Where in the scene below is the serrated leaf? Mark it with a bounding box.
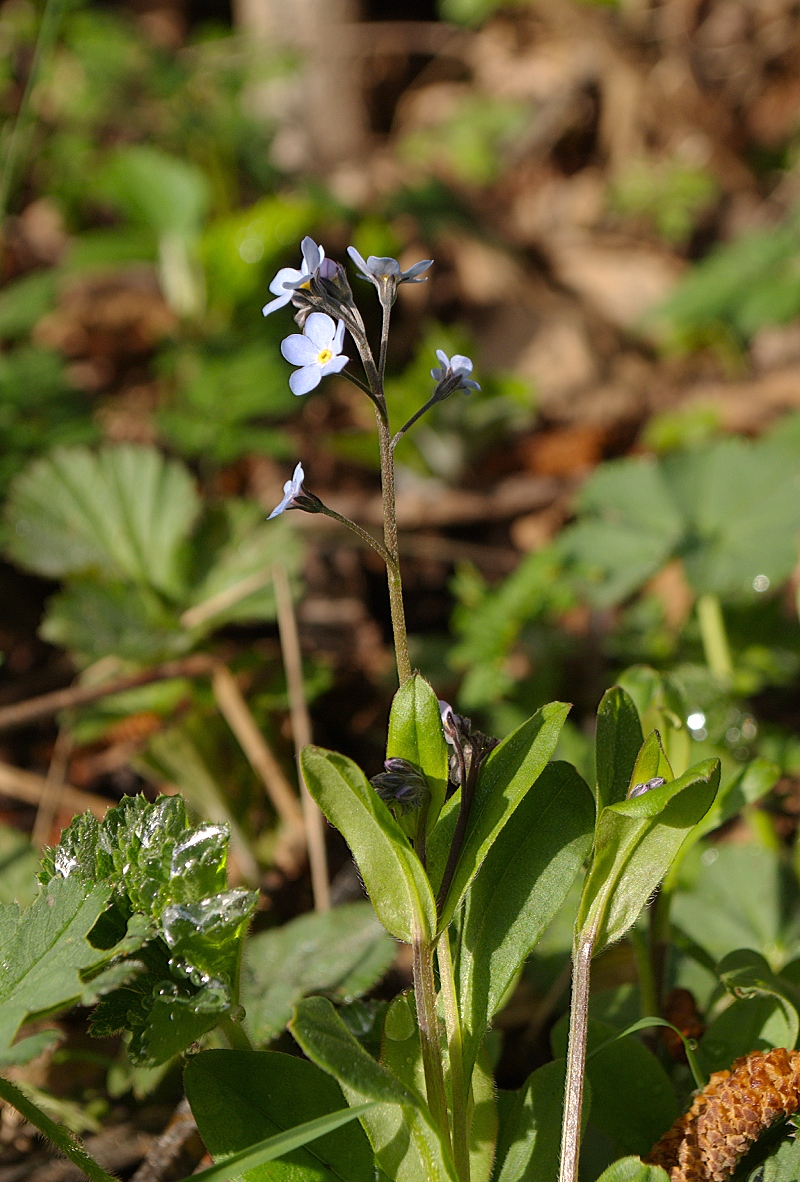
[300,747,437,944]
[185,1049,376,1182]
[578,759,720,950]
[595,688,644,813]
[41,580,190,665]
[4,444,200,598]
[42,795,256,1066]
[241,903,395,1045]
[386,674,449,836]
[291,996,456,1182]
[457,761,594,1085]
[433,703,570,931]
[0,876,110,1062]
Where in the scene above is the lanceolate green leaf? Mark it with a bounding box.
[595,688,643,812]
[301,747,437,943]
[184,1049,376,1182]
[435,702,570,931]
[291,997,456,1182]
[0,876,111,1062]
[457,762,594,1083]
[387,675,449,835]
[628,732,673,793]
[578,759,720,951]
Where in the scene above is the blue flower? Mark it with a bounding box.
[431,350,480,394]
[347,247,433,286]
[262,236,325,317]
[280,313,348,395]
[268,462,307,519]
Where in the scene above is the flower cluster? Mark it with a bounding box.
[261,233,479,523]
[371,758,430,816]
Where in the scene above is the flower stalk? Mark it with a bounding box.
[559,928,595,1182]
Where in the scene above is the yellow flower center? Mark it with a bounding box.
[317,348,333,364]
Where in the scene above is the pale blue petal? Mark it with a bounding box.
[270,266,303,296]
[289,461,305,491]
[301,237,323,272]
[333,319,346,353]
[290,365,322,395]
[347,246,371,278]
[282,335,319,365]
[320,354,349,377]
[463,379,480,392]
[304,312,336,350]
[268,499,288,520]
[450,354,473,375]
[431,367,445,381]
[262,292,291,316]
[401,259,433,280]
[367,256,401,277]
[436,349,450,367]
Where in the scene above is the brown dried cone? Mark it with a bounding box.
[645,1048,800,1181]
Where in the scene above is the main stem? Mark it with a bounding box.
[376,408,411,684]
[558,930,594,1182]
[413,935,452,1156]
[438,931,470,1182]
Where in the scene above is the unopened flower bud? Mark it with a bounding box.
[371,758,430,815]
[628,776,667,799]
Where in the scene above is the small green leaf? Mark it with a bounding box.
[434,702,570,930]
[693,758,779,842]
[628,732,673,794]
[386,674,449,835]
[594,1159,670,1182]
[0,877,110,1061]
[552,1018,678,1157]
[301,747,437,944]
[4,445,200,598]
[761,1131,800,1181]
[494,1059,589,1182]
[185,1049,376,1182]
[241,903,395,1045]
[458,761,594,1083]
[578,759,720,950]
[595,687,644,812]
[698,950,800,1073]
[291,996,456,1182]
[41,581,189,666]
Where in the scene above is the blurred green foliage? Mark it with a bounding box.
[609,159,718,246]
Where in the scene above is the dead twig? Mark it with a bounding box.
[130,1097,202,1182]
[0,655,216,735]
[273,564,330,913]
[0,760,108,819]
[31,727,73,851]
[211,662,306,841]
[179,569,274,632]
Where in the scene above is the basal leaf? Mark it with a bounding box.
[291,997,456,1182]
[301,747,437,944]
[457,761,594,1083]
[0,876,110,1062]
[595,688,644,813]
[185,1049,376,1182]
[435,702,570,931]
[578,759,720,951]
[242,903,395,1045]
[386,675,449,836]
[4,444,200,598]
[41,580,190,666]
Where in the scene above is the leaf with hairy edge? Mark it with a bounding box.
[578,759,720,951]
[594,1160,669,1182]
[301,748,437,944]
[458,762,594,1085]
[291,997,456,1182]
[185,1049,376,1182]
[434,702,570,931]
[4,444,200,598]
[0,877,111,1063]
[386,675,449,836]
[595,688,643,813]
[241,903,395,1046]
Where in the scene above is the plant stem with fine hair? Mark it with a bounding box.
[413,934,452,1156]
[559,929,595,1182]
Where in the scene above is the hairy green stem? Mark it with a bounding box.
[558,930,594,1182]
[220,1013,254,1051]
[376,409,411,684]
[697,593,733,681]
[437,930,470,1182]
[317,505,393,566]
[413,936,452,1156]
[0,1075,118,1182]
